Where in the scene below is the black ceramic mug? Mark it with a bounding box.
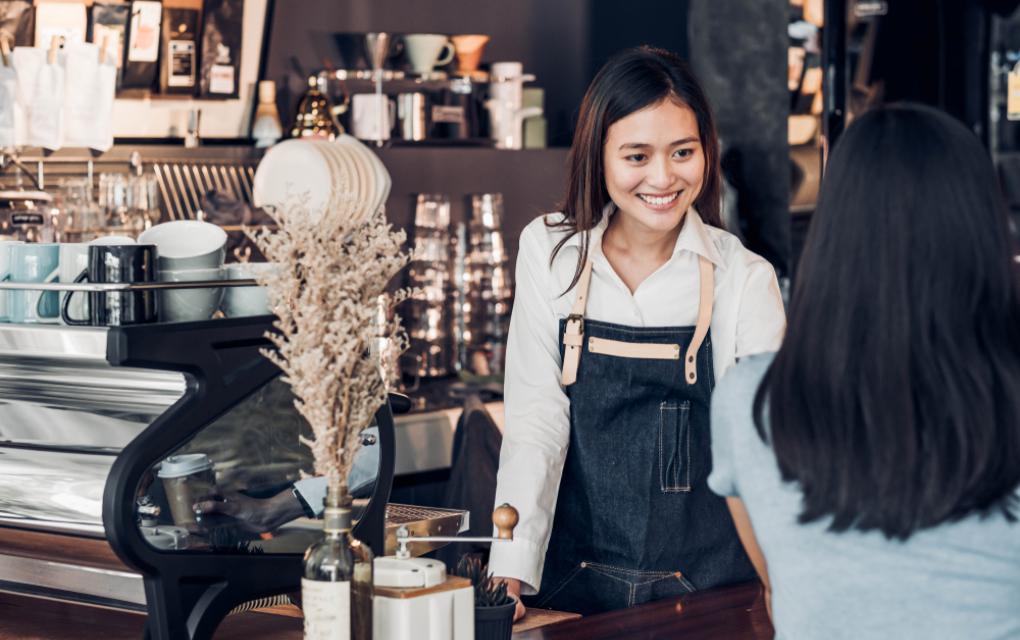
[61,244,159,326]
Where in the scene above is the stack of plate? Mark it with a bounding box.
[252,135,392,225]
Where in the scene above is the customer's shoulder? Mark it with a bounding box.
[716,352,775,406]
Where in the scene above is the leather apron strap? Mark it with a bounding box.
[560,259,593,386]
[560,256,715,386]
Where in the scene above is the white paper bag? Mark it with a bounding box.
[62,42,115,151]
[14,46,64,150]
[0,62,16,148]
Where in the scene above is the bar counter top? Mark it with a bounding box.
[0,580,772,639]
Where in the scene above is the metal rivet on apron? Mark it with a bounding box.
[689,372,695,380]
[688,355,694,363]
[580,561,587,568]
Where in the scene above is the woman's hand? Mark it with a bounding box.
[496,577,526,622]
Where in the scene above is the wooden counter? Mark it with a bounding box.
[516,581,773,639]
[0,581,771,639]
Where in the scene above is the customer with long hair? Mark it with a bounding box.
[710,103,1020,638]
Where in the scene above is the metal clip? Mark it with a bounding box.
[565,313,584,335]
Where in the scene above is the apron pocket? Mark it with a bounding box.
[659,400,692,492]
[535,561,698,613]
[585,562,697,608]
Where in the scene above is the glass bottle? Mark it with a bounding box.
[302,490,373,640]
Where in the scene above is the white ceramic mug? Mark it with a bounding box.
[159,267,224,323]
[0,241,25,322]
[351,93,396,142]
[402,34,455,74]
[138,220,226,271]
[222,262,277,317]
[58,243,91,324]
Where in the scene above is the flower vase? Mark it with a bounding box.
[301,487,374,640]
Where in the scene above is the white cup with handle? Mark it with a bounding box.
[0,241,25,322]
[402,34,455,75]
[58,243,91,324]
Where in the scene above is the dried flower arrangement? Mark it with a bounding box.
[248,200,411,499]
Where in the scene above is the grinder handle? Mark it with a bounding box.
[493,503,519,540]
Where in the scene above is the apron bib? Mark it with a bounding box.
[531,257,755,615]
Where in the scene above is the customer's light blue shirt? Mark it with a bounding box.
[709,353,1020,640]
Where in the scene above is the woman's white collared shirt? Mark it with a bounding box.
[489,208,786,595]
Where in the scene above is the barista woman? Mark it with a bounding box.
[489,47,786,618]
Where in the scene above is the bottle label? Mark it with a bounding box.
[302,578,351,640]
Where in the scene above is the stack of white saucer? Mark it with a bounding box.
[251,134,392,225]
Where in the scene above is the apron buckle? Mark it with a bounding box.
[565,313,585,335]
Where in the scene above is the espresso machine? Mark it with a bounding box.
[0,316,468,640]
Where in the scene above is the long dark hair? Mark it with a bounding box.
[754,103,1020,539]
[550,46,724,291]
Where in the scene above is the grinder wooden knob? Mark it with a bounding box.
[493,503,519,540]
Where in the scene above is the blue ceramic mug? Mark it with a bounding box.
[8,243,60,324]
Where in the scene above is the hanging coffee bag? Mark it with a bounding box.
[89,3,131,88]
[121,0,162,90]
[198,0,242,98]
[160,7,199,94]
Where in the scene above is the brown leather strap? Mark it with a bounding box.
[588,336,680,360]
[559,256,714,387]
[683,257,714,385]
[560,259,593,386]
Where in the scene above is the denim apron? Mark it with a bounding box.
[531,257,755,616]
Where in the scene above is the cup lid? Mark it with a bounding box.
[157,453,213,478]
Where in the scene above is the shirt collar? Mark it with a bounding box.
[562,204,725,269]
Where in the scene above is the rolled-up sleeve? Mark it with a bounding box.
[488,222,571,596]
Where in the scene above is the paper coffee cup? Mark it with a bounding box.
[157,453,215,528]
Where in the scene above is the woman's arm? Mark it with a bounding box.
[726,497,772,619]
[734,259,786,359]
[489,221,572,603]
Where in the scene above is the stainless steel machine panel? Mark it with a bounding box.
[0,448,113,537]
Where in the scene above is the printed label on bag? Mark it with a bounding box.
[209,64,235,95]
[168,40,195,87]
[301,578,351,640]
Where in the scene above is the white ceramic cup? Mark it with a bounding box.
[159,267,224,323]
[222,262,277,317]
[138,220,226,271]
[58,243,91,324]
[402,34,455,74]
[351,93,396,142]
[0,241,25,322]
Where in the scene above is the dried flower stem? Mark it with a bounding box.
[248,197,411,498]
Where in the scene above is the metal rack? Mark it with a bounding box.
[0,145,262,223]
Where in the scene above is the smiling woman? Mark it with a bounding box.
[489,46,786,620]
